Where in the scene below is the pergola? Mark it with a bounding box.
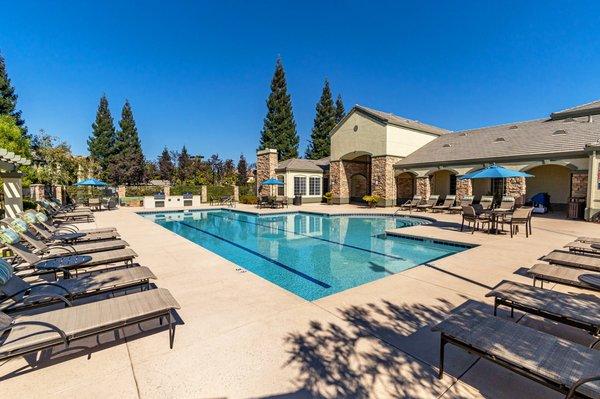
[0,148,31,218]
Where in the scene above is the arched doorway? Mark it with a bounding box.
[525,164,573,210]
[428,170,457,197]
[396,172,415,203]
[350,174,368,201]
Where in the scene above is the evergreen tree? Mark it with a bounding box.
[177,145,192,181]
[236,153,248,186]
[157,147,174,181]
[335,94,345,124]
[305,79,336,159]
[0,53,27,135]
[88,95,116,175]
[107,100,145,184]
[258,58,299,160]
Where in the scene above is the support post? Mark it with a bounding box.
[2,172,23,218]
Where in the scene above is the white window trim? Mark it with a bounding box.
[308,175,322,196]
[294,175,307,196]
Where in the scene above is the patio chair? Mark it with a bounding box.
[485,280,600,335]
[220,195,235,207]
[397,195,423,213]
[37,201,94,223]
[565,241,600,255]
[502,206,533,237]
[432,195,456,213]
[257,196,271,209]
[1,220,128,256]
[44,198,91,213]
[478,195,494,212]
[432,304,600,398]
[460,206,491,234]
[415,195,439,212]
[0,262,156,312]
[528,263,600,290]
[497,196,516,211]
[274,196,288,209]
[448,195,473,214]
[20,212,119,243]
[541,250,600,272]
[0,288,180,367]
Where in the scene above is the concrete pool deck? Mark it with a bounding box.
[2,203,600,398]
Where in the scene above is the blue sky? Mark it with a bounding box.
[3,1,600,163]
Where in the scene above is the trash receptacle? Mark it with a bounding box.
[293,195,302,206]
[567,197,585,219]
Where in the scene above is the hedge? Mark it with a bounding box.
[207,185,233,199]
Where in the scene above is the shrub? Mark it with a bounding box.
[23,198,37,210]
[362,195,381,208]
[238,183,255,197]
[207,185,233,200]
[125,185,163,196]
[239,194,258,205]
[171,184,202,195]
[323,192,333,204]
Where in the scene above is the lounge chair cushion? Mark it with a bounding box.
[0,260,13,285]
[21,212,38,224]
[432,305,600,398]
[9,219,28,233]
[0,228,19,244]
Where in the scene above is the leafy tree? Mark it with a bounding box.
[207,154,223,185]
[335,94,345,124]
[0,53,27,136]
[157,147,174,181]
[258,58,299,160]
[0,115,30,157]
[88,95,116,176]
[107,100,145,185]
[28,129,77,185]
[144,161,159,180]
[222,159,236,185]
[306,79,336,159]
[236,153,248,186]
[177,145,192,181]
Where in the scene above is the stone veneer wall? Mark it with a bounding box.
[256,149,278,196]
[505,177,526,205]
[571,173,588,198]
[371,156,402,206]
[395,173,415,200]
[415,177,431,199]
[455,178,472,201]
[330,160,370,204]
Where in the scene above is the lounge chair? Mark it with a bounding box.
[542,250,600,272]
[565,241,600,255]
[1,221,128,256]
[432,305,600,398]
[432,195,456,213]
[0,288,180,366]
[21,212,118,243]
[36,211,116,236]
[397,195,423,213]
[486,280,600,335]
[478,195,494,212]
[415,195,439,212]
[257,196,271,209]
[1,264,156,312]
[448,195,473,214]
[37,201,93,222]
[502,206,533,237]
[578,237,600,245]
[527,263,600,290]
[497,195,516,211]
[460,205,491,234]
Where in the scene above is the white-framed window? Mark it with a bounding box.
[294,176,306,196]
[277,175,285,196]
[309,176,321,196]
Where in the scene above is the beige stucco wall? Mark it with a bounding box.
[331,112,387,160]
[429,170,453,196]
[525,165,571,204]
[386,125,440,158]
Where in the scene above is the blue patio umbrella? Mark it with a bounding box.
[262,178,284,185]
[73,178,108,187]
[458,164,533,180]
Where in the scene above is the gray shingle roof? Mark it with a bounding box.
[353,105,449,136]
[275,158,325,173]
[551,100,600,120]
[395,116,600,168]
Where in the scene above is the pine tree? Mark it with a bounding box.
[236,153,248,186]
[88,95,116,175]
[157,147,174,181]
[305,79,336,159]
[258,58,299,160]
[335,94,345,124]
[107,100,145,184]
[177,145,192,182]
[0,53,27,136]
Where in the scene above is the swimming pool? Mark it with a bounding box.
[141,210,468,300]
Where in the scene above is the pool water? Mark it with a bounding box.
[142,210,467,300]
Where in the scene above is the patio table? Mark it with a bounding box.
[35,254,92,279]
[490,209,512,234]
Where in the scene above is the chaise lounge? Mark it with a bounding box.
[432,195,456,213]
[415,195,439,212]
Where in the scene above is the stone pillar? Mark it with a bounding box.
[30,183,45,201]
[233,185,239,202]
[571,172,588,198]
[256,149,278,196]
[3,172,23,218]
[117,185,127,198]
[456,178,472,201]
[415,177,431,199]
[371,156,402,206]
[52,185,66,204]
[505,177,526,205]
[201,185,208,203]
[330,160,348,204]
